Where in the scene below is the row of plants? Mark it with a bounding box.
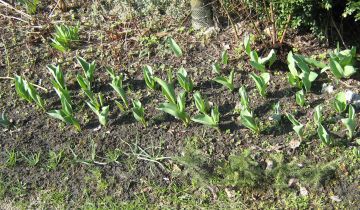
[2,35,358,147]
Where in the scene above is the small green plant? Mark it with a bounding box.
[329,46,357,79]
[221,50,229,65]
[286,113,304,140]
[219,149,262,188]
[317,123,332,146]
[157,91,190,126]
[143,65,157,90]
[177,68,193,93]
[244,34,276,72]
[191,106,220,129]
[20,152,41,167]
[249,72,270,97]
[106,148,122,164]
[48,93,81,131]
[295,90,305,107]
[47,150,64,171]
[154,77,176,104]
[51,24,80,52]
[132,100,146,127]
[0,111,10,128]
[107,67,129,111]
[271,102,282,123]
[287,52,318,92]
[238,86,250,112]
[47,65,71,104]
[167,37,183,57]
[6,149,17,167]
[77,57,96,84]
[240,109,260,134]
[88,104,110,127]
[341,105,356,139]
[313,105,323,125]
[14,75,45,110]
[193,91,210,114]
[213,69,235,92]
[18,0,39,14]
[333,92,347,113]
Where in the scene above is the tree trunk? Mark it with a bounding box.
[191,0,214,30]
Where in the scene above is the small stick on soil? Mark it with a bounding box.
[0,76,48,92]
[280,14,292,45]
[269,3,277,46]
[219,0,240,41]
[0,0,32,19]
[0,13,28,22]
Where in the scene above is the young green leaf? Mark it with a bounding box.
[243,35,251,55]
[341,105,356,139]
[313,105,323,125]
[192,106,220,128]
[334,92,347,113]
[239,86,250,111]
[143,65,156,90]
[193,91,210,114]
[286,113,304,140]
[77,57,96,83]
[167,37,183,57]
[221,50,229,65]
[177,68,193,93]
[295,90,305,107]
[249,72,270,97]
[240,109,259,134]
[212,62,221,74]
[213,69,235,92]
[154,77,176,104]
[132,100,146,127]
[317,123,332,146]
[0,111,10,128]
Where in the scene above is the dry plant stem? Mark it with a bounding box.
[280,14,292,44]
[0,77,48,92]
[330,15,347,48]
[0,0,32,19]
[0,13,28,22]
[242,4,266,45]
[269,3,277,46]
[219,0,240,41]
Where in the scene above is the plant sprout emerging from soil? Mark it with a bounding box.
[270,102,282,123]
[193,91,210,114]
[167,37,183,57]
[249,72,270,97]
[154,77,176,104]
[333,91,347,113]
[51,24,80,52]
[177,67,193,93]
[0,111,10,128]
[313,105,323,125]
[132,100,146,127]
[143,65,156,90]
[77,57,96,84]
[329,46,357,79]
[47,65,72,105]
[239,86,250,111]
[240,109,260,134]
[317,123,332,146]
[107,67,129,111]
[286,113,304,140]
[18,0,39,15]
[6,149,17,167]
[20,152,41,167]
[212,49,230,74]
[295,90,305,107]
[47,150,64,171]
[341,105,356,139]
[14,75,45,110]
[157,91,190,126]
[192,106,220,129]
[287,52,318,92]
[213,69,235,92]
[244,34,276,72]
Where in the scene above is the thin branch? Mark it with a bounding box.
[269,3,277,46]
[0,13,28,22]
[280,14,292,44]
[0,0,32,19]
[0,77,48,92]
[219,0,240,41]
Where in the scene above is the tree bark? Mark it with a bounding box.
[190,0,214,30]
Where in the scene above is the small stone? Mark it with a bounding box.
[330,195,342,202]
[288,178,298,187]
[289,139,301,149]
[321,83,334,94]
[299,186,308,196]
[225,188,235,199]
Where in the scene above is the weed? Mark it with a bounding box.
[47,150,64,171]
[213,69,235,92]
[105,148,122,164]
[6,149,17,167]
[177,68,193,93]
[20,152,41,167]
[18,0,39,14]
[51,24,80,52]
[14,75,45,110]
